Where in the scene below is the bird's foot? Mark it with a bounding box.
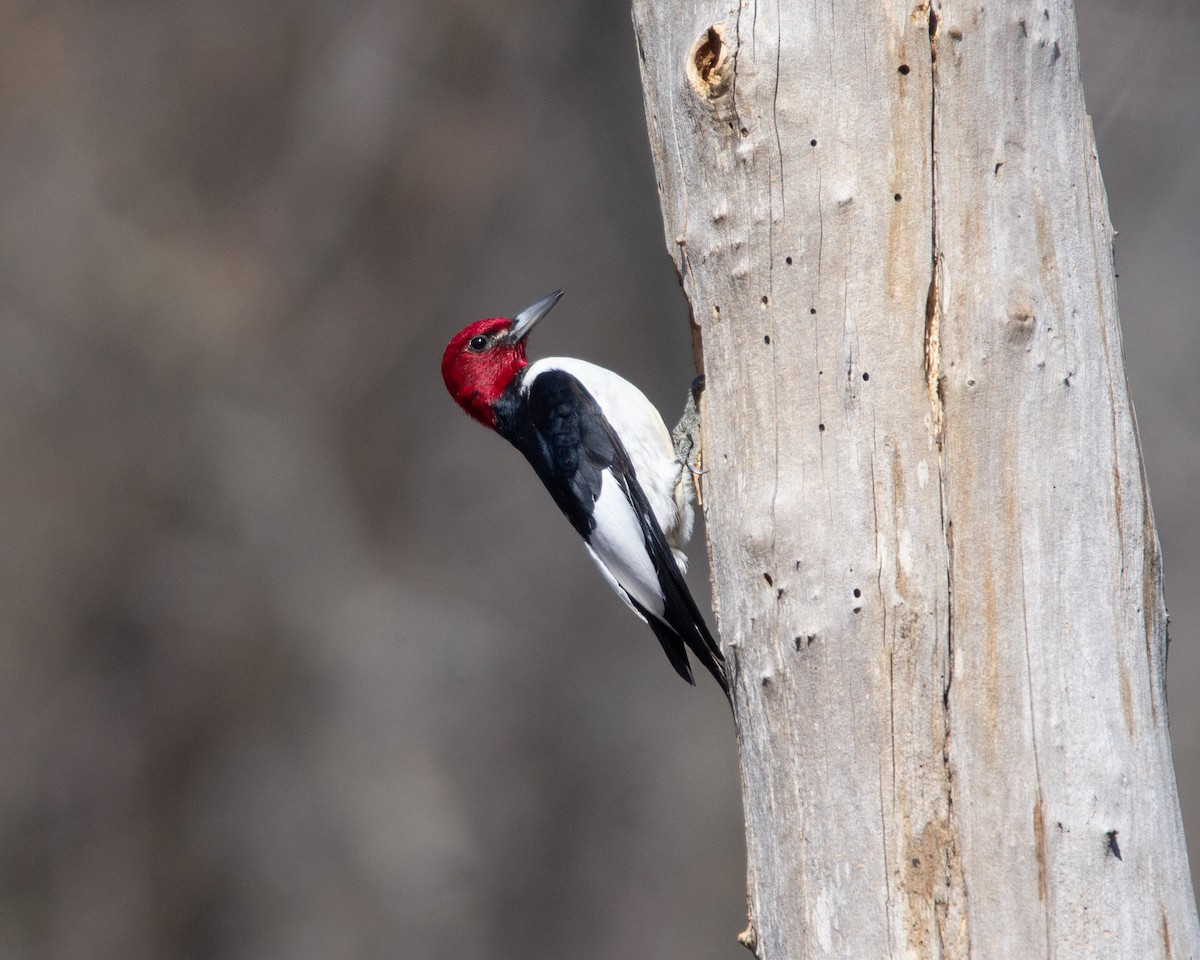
[671,376,706,499]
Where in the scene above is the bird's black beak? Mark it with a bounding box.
[508,289,563,343]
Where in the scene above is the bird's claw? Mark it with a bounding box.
[671,375,704,461]
[672,375,706,501]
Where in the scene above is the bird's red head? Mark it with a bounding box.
[441,290,563,428]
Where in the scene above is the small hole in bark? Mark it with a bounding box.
[852,605,862,614]
[740,126,749,135]
[898,64,911,75]
[810,307,817,315]
[810,139,817,147]
[862,371,870,381]
[853,588,861,598]
[763,335,771,344]
[1105,830,1122,860]
[818,423,825,432]
[950,28,963,40]
[894,193,902,201]
[785,256,793,265]
[761,295,769,305]
[762,572,773,587]
[776,588,784,600]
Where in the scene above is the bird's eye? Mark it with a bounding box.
[467,335,490,353]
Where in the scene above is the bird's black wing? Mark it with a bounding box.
[497,368,613,541]
[501,368,728,698]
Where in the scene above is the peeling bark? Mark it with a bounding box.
[632,0,1200,956]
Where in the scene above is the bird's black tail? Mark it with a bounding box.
[655,572,732,705]
[633,596,730,707]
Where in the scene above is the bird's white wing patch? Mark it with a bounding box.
[585,470,666,619]
[583,544,645,622]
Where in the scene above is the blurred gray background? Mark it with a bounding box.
[0,1,1195,958]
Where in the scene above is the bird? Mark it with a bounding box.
[441,289,729,700]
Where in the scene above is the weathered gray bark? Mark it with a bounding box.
[632,0,1200,956]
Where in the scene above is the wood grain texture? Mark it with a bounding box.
[632,0,1200,956]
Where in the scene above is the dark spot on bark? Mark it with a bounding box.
[1008,310,1035,342]
[862,371,870,381]
[853,588,862,598]
[1052,41,1061,63]
[912,857,920,868]
[1106,830,1122,860]
[761,674,771,687]
[794,634,816,650]
[818,423,825,432]
[810,307,817,315]
[761,295,769,305]
[852,605,862,614]
[1019,19,1028,37]
[763,335,771,344]
[898,64,910,75]
[810,138,817,147]
[995,161,1004,174]
[776,588,784,600]
[762,572,773,587]
[949,28,963,40]
[1043,8,1050,19]
[894,193,902,201]
[1064,372,1073,387]
[785,256,793,265]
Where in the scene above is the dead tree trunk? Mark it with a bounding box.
[632,0,1200,956]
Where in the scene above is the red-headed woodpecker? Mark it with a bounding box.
[441,290,729,699]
